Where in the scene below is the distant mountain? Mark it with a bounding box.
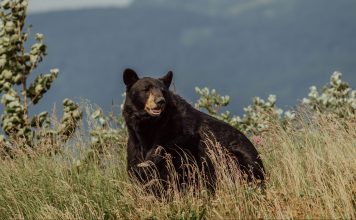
[26,0,356,115]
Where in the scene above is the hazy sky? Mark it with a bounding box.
[28,0,133,13]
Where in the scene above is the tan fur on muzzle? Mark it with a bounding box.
[144,88,165,117]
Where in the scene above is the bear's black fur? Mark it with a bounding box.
[122,68,265,191]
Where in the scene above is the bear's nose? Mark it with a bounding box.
[155,97,166,106]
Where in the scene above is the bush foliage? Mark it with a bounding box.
[196,71,355,135]
[0,0,82,152]
[302,71,356,118]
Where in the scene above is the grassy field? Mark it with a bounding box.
[0,113,355,219]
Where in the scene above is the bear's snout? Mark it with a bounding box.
[155,97,166,107]
[144,89,166,117]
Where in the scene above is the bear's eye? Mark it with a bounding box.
[142,86,150,92]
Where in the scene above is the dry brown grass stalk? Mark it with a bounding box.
[0,111,355,219]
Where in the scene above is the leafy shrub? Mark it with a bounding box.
[0,0,82,151]
[302,71,356,118]
[234,95,291,135]
[89,93,126,149]
[194,87,238,126]
[195,87,295,135]
[196,71,354,135]
[90,107,125,148]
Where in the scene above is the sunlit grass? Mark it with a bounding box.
[0,113,355,219]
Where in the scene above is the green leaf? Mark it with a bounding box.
[4,21,15,32]
[2,69,13,80]
[35,33,44,42]
[1,0,11,10]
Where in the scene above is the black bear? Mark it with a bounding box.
[122,68,265,191]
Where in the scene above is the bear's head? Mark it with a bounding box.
[123,68,173,117]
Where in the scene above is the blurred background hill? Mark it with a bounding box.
[26,0,356,114]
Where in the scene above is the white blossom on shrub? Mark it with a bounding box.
[302,71,356,118]
[195,87,230,116]
[195,87,287,135]
[235,94,284,135]
[195,71,355,136]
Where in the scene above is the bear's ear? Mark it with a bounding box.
[123,68,139,87]
[160,71,173,88]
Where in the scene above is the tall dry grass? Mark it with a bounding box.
[0,112,355,219]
